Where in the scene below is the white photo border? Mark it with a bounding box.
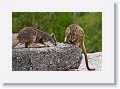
[0,0,114,83]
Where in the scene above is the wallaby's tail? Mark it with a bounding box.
[81,42,95,71]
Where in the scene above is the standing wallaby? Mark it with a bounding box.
[12,27,57,48]
[64,24,95,71]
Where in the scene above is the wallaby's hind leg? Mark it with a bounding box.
[26,36,37,48]
[27,42,34,48]
[42,42,49,47]
[26,36,45,48]
[27,42,46,48]
[12,39,20,48]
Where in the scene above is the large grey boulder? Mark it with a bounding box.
[12,44,82,71]
[13,33,82,71]
[12,34,102,71]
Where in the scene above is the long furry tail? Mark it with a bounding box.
[81,42,95,71]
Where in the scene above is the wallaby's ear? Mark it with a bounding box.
[50,33,57,46]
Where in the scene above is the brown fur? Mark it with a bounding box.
[64,24,95,71]
[12,27,57,48]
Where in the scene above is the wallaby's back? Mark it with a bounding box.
[17,27,37,43]
[12,27,57,48]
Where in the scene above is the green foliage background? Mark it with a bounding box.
[12,12,102,52]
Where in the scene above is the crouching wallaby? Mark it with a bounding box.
[12,27,57,48]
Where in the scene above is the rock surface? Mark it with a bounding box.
[12,44,82,71]
[12,34,102,71]
[13,33,82,71]
[76,52,102,71]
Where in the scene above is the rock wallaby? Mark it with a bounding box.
[64,24,95,71]
[12,27,57,48]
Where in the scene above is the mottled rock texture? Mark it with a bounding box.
[74,52,102,71]
[12,44,82,71]
[12,34,82,71]
[12,34,102,71]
